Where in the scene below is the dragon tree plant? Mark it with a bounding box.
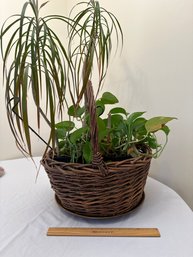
[0,0,123,157]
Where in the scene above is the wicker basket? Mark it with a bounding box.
[41,81,152,218]
[42,153,151,218]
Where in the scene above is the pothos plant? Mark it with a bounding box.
[0,0,176,163]
[55,92,175,163]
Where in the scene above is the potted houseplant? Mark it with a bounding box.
[0,0,176,218]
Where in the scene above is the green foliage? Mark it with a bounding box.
[109,107,127,115]
[0,0,122,157]
[68,105,85,118]
[70,127,88,144]
[100,92,119,105]
[55,92,176,163]
[55,121,75,131]
[145,117,176,133]
[1,1,175,163]
[83,141,92,164]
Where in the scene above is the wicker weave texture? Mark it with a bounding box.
[41,152,151,218]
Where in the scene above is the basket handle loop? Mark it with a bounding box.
[85,80,108,176]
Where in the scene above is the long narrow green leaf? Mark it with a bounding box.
[22,65,32,155]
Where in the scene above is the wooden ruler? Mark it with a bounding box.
[47,227,160,237]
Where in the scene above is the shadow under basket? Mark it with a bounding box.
[41,151,152,218]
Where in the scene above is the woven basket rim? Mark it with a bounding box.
[43,145,152,165]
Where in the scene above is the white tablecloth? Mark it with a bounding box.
[0,157,193,257]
